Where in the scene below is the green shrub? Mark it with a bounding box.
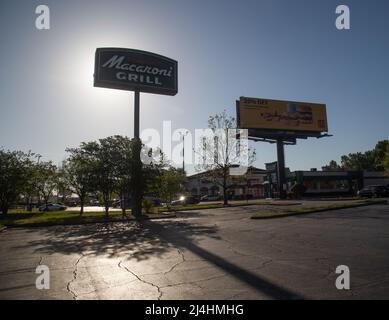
[290,184,307,199]
[142,198,154,214]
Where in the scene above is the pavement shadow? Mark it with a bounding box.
[16,217,303,299]
[15,220,221,261]
[141,219,304,300]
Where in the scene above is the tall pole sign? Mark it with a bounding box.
[94,48,178,216]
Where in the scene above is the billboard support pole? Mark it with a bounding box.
[276,139,287,200]
[131,90,142,218]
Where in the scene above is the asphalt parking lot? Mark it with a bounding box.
[1,203,389,300]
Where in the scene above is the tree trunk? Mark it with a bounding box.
[80,199,84,216]
[223,174,228,205]
[121,193,126,216]
[223,188,228,205]
[1,204,9,215]
[27,197,33,212]
[121,205,126,217]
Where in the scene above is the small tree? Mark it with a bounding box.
[63,149,95,215]
[74,140,115,216]
[196,111,255,205]
[74,136,135,217]
[155,167,187,210]
[381,145,389,177]
[21,156,40,211]
[36,161,58,205]
[0,149,34,214]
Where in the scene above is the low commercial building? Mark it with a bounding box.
[189,165,388,199]
[263,162,389,198]
[187,167,268,200]
[287,170,389,197]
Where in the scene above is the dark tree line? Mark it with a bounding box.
[322,140,389,172]
[0,135,186,215]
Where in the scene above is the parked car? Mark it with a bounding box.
[112,196,162,209]
[66,201,78,207]
[39,203,67,212]
[89,199,100,206]
[171,195,200,206]
[358,185,389,198]
[200,195,222,202]
[145,196,162,207]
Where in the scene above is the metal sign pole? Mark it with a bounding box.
[134,90,140,138]
[94,48,178,217]
[131,90,142,217]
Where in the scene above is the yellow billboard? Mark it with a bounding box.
[239,97,328,133]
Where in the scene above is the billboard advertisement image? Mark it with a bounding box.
[239,97,328,133]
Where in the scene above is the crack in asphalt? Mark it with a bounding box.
[221,236,273,261]
[315,257,333,282]
[163,249,186,275]
[159,273,226,290]
[226,290,249,300]
[66,254,85,300]
[75,278,139,299]
[118,260,162,300]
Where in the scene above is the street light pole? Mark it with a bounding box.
[179,130,188,174]
[36,155,42,209]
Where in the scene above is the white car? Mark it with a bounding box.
[39,203,67,212]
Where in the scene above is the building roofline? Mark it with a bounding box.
[188,166,267,179]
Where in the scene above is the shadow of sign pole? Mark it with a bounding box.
[141,219,305,300]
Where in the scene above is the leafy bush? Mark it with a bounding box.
[142,198,153,214]
[289,184,307,199]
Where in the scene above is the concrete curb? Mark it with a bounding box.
[165,201,304,214]
[251,200,388,220]
[2,213,177,229]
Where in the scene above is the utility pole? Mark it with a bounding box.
[36,155,42,209]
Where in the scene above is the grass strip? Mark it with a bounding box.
[0,210,176,228]
[251,200,387,220]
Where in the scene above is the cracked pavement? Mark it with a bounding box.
[1,204,389,299]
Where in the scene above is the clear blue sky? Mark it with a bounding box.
[0,0,388,174]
